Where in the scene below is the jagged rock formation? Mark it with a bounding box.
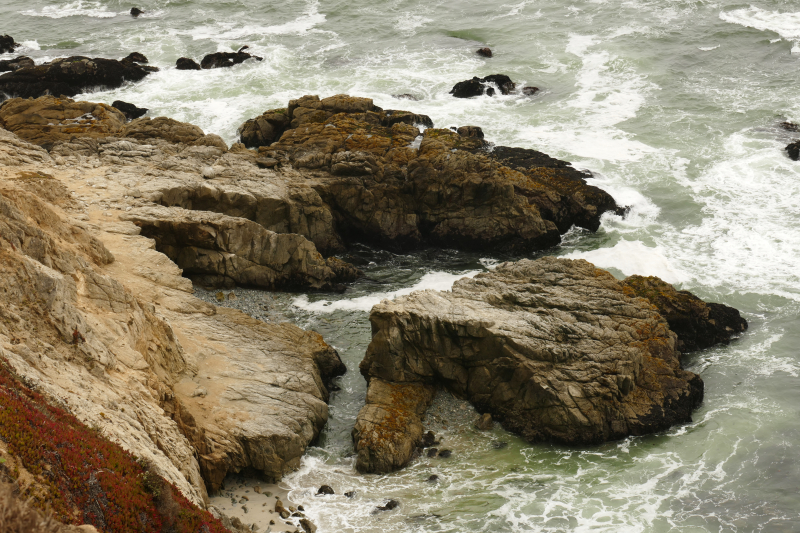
[0,55,154,100]
[200,48,262,69]
[353,257,745,473]
[245,94,619,253]
[0,35,19,54]
[0,125,347,505]
[786,140,800,161]
[620,275,748,353]
[450,74,516,97]
[112,100,148,120]
[124,205,361,290]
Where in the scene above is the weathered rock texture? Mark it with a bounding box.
[200,50,262,69]
[0,56,34,73]
[620,275,747,353]
[124,206,361,290]
[0,56,154,100]
[0,125,347,504]
[0,35,19,55]
[244,94,619,253]
[450,74,516,98]
[353,257,730,473]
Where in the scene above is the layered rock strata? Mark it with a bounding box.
[0,125,346,505]
[353,257,745,473]
[124,206,361,290]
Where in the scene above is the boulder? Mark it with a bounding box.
[786,140,800,161]
[522,86,539,96]
[351,378,436,473]
[130,7,143,16]
[0,96,127,149]
[450,74,515,98]
[354,257,713,472]
[238,108,291,148]
[0,56,34,73]
[316,485,334,495]
[620,275,747,352]
[0,56,153,99]
[200,47,262,69]
[176,57,202,70]
[123,52,149,64]
[0,35,19,54]
[123,116,228,150]
[123,206,362,291]
[476,47,493,58]
[112,100,148,120]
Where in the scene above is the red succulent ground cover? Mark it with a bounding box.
[0,361,227,533]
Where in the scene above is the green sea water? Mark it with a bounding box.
[3,0,800,531]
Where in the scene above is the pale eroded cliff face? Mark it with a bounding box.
[0,125,344,505]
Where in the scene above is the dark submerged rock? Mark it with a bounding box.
[476,47,493,58]
[491,441,508,450]
[0,35,20,55]
[0,56,153,99]
[427,475,439,483]
[344,491,356,498]
[392,93,420,101]
[200,47,263,69]
[376,500,399,512]
[780,121,798,132]
[130,7,143,17]
[522,86,540,96]
[450,74,515,98]
[176,57,202,70]
[420,430,436,448]
[426,448,438,458]
[316,485,334,496]
[786,140,800,161]
[112,100,148,120]
[0,56,34,73]
[437,449,452,458]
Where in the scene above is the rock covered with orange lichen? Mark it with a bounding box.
[355,257,722,472]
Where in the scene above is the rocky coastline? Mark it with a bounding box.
[0,45,749,529]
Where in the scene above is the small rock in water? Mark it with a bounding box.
[426,448,438,458]
[316,485,334,495]
[522,86,540,96]
[376,500,400,512]
[298,505,305,511]
[476,47,493,57]
[427,474,439,483]
[392,93,420,101]
[780,121,799,132]
[475,412,494,430]
[130,7,143,17]
[492,441,508,450]
[300,518,317,533]
[176,57,201,70]
[421,430,436,448]
[438,449,452,458]
[786,141,800,161]
[344,491,356,498]
[215,291,225,301]
[269,520,275,525]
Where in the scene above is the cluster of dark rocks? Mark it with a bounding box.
[450,73,539,98]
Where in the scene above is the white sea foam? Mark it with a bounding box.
[561,240,688,284]
[698,45,720,51]
[22,0,119,18]
[292,270,481,313]
[721,7,800,53]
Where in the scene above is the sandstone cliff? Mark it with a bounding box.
[353,257,746,474]
[0,125,345,507]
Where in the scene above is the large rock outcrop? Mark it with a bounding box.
[0,56,154,100]
[353,257,735,473]
[0,127,347,503]
[244,94,620,253]
[124,205,361,290]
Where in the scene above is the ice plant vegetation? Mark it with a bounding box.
[0,360,227,532]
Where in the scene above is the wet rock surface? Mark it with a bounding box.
[0,55,154,99]
[353,257,719,472]
[0,35,19,54]
[450,74,516,97]
[112,99,148,120]
[786,140,800,161]
[176,57,202,70]
[200,47,263,69]
[0,56,34,73]
[620,275,747,353]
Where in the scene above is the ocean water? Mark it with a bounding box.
[3,0,800,531]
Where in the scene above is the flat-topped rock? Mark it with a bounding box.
[123,205,361,290]
[354,257,730,472]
